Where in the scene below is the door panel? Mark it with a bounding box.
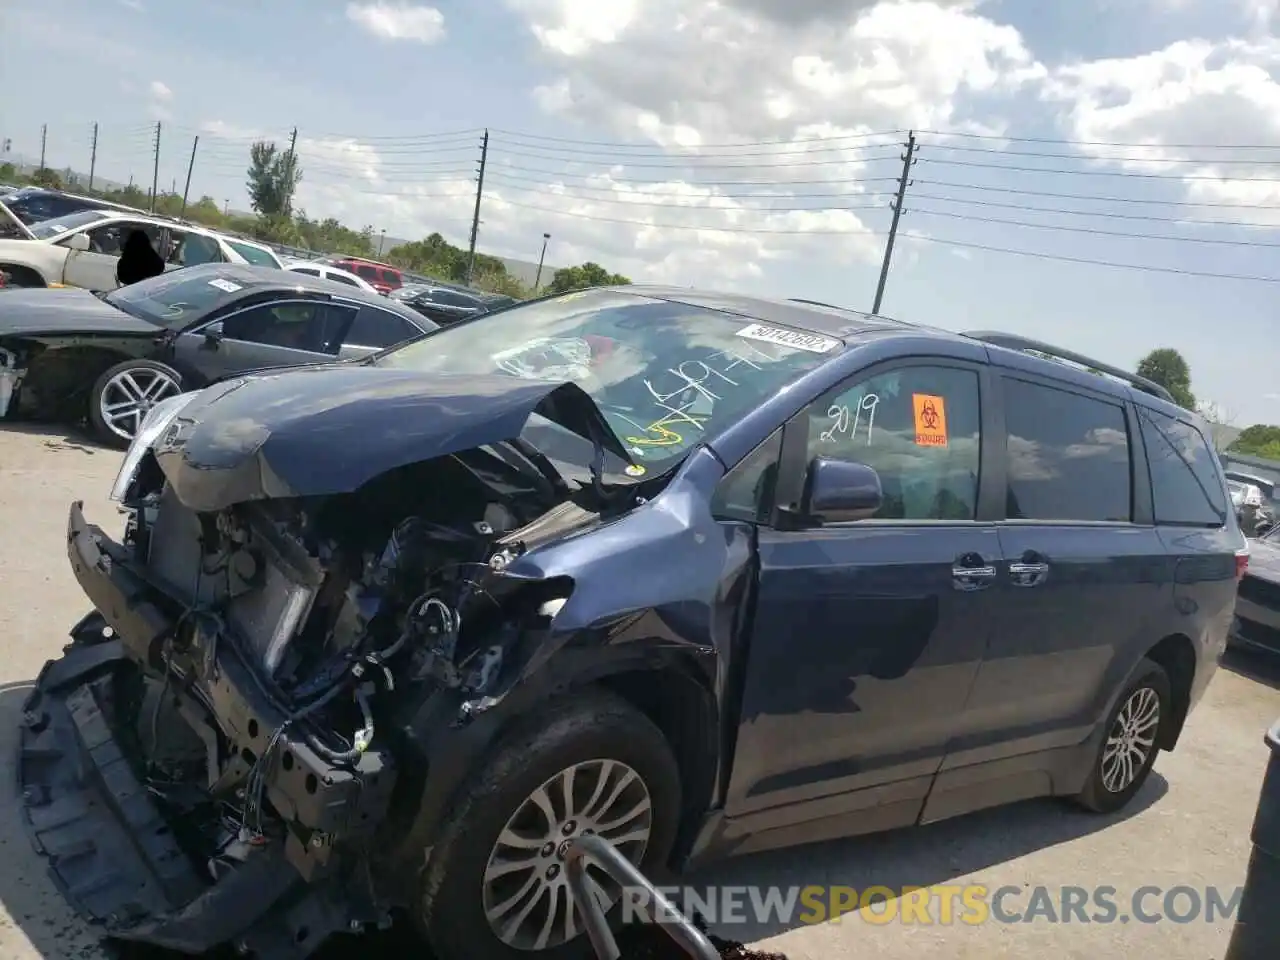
[724,359,1000,820]
[947,375,1168,768]
[726,523,1003,817]
[169,300,356,384]
[61,248,120,290]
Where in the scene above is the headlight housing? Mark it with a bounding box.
[108,391,199,502]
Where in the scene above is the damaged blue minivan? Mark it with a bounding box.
[19,286,1242,959]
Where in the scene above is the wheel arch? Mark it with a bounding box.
[391,649,722,882]
[1143,632,1197,749]
[20,343,140,419]
[0,263,47,287]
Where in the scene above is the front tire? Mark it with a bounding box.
[1073,657,1171,814]
[416,689,682,960]
[87,358,183,448]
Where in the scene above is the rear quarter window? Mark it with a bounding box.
[1138,408,1227,527]
[1002,377,1133,523]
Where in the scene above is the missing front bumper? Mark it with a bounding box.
[15,503,401,956]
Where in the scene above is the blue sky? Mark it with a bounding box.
[3,0,1280,424]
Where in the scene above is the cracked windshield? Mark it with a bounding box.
[377,288,839,470]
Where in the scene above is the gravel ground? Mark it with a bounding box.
[1,421,1277,960]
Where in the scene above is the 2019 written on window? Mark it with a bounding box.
[810,367,980,521]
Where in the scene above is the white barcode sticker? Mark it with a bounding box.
[208,278,242,293]
[736,323,840,354]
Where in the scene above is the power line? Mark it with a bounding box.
[908,192,1280,229]
[916,178,1280,210]
[484,146,901,170]
[908,206,1280,247]
[489,196,884,233]
[920,156,1280,182]
[489,126,903,149]
[904,233,1280,283]
[918,140,1280,165]
[914,129,1280,150]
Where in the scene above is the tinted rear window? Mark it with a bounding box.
[1003,377,1132,522]
[1139,408,1227,527]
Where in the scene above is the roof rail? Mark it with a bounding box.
[964,331,1175,404]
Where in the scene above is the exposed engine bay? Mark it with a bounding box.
[21,431,617,956]
[129,438,592,842]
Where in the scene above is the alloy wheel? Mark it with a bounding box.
[481,758,654,952]
[98,367,181,442]
[1101,686,1160,794]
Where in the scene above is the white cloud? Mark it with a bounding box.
[147,79,174,120]
[484,0,1044,279]
[345,2,446,44]
[1044,37,1280,219]
[118,0,143,10]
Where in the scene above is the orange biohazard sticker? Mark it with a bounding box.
[912,393,948,447]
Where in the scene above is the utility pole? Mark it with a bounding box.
[88,122,98,192]
[179,135,199,218]
[871,131,916,316]
[39,124,47,169]
[465,129,489,285]
[534,232,550,292]
[149,121,162,212]
[283,127,298,218]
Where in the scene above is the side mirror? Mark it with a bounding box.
[66,232,91,252]
[800,457,883,524]
[201,321,223,348]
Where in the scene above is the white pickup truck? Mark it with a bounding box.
[0,205,283,289]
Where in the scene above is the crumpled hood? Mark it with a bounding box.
[0,288,161,338]
[153,364,634,512]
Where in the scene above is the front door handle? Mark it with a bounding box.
[952,555,998,591]
[1009,561,1050,587]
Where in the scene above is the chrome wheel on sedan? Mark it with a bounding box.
[1101,686,1160,794]
[88,359,184,447]
[481,758,654,952]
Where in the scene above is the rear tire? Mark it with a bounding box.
[1073,657,1171,814]
[416,688,682,960]
[87,358,183,448]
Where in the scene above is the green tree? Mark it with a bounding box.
[1229,424,1280,460]
[0,162,16,182]
[1136,348,1195,409]
[546,262,631,294]
[246,140,301,218]
[30,167,63,189]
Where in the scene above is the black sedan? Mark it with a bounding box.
[0,262,436,447]
[1232,525,1280,654]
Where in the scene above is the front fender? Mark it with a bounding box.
[0,241,67,284]
[381,446,755,881]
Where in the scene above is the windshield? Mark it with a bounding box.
[226,240,281,267]
[375,289,842,473]
[29,210,111,240]
[105,269,250,327]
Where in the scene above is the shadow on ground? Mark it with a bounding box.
[0,670,1166,960]
[0,421,111,457]
[1221,645,1280,691]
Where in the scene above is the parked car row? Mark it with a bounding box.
[0,202,285,288]
[0,263,437,446]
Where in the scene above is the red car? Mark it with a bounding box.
[327,257,402,295]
